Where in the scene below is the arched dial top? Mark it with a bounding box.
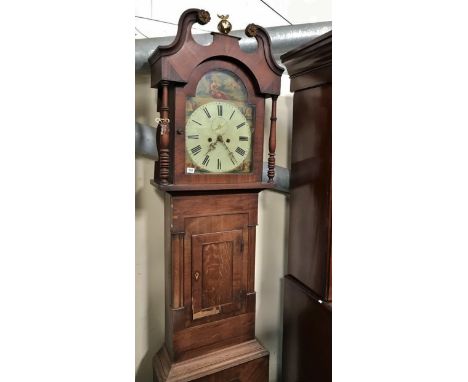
[186,101,252,173]
[149,8,283,95]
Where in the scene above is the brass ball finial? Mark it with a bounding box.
[245,23,258,37]
[197,9,211,25]
[217,14,232,34]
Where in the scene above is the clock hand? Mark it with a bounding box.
[204,140,218,156]
[217,135,231,152]
[217,135,237,163]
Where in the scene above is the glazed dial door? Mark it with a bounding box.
[185,101,252,173]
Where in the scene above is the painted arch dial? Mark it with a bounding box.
[185,101,252,173]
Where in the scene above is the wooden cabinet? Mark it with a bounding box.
[288,83,332,301]
[280,31,332,381]
[154,191,269,381]
[164,192,259,362]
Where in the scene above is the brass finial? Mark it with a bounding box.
[245,23,258,37]
[217,14,232,34]
[197,9,211,25]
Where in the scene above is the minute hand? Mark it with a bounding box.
[217,136,237,163]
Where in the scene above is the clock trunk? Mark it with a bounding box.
[163,192,259,362]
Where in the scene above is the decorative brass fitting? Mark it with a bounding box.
[245,23,258,37]
[197,9,211,25]
[155,117,171,134]
[217,14,232,34]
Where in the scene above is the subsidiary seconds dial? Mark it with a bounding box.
[185,101,252,173]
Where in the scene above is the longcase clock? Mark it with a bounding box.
[148,9,283,381]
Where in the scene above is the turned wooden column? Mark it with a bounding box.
[158,80,170,185]
[268,95,278,183]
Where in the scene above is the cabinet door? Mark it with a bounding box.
[168,193,258,360]
[184,212,249,326]
[191,229,244,320]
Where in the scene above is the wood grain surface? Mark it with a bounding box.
[281,31,332,382]
[282,32,332,302]
[154,339,269,382]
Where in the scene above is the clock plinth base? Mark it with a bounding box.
[153,339,269,382]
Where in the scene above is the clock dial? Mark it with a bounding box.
[186,101,252,173]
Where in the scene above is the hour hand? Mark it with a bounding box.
[217,135,237,164]
[217,135,230,150]
[204,140,217,155]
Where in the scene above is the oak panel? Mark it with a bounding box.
[191,230,243,321]
[202,241,233,308]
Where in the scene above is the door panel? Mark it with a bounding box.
[167,193,259,359]
[202,241,233,308]
[184,212,248,326]
[192,229,243,320]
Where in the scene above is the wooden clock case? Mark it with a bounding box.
[148,9,283,382]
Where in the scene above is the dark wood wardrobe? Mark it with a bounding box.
[280,31,332,382]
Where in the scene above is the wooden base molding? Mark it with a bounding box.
[153,339,269,382]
